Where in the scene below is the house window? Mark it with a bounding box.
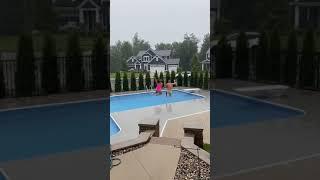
[156,57,158,61]
[143,56,150,62]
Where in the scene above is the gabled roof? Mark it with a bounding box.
[135,49,171,58]
[148,55,166,64]
[164,58,180,65]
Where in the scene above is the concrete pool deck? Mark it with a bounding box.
[110,88,210,145]
[212,79,320,179]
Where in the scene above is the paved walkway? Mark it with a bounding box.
[110,141,181,180]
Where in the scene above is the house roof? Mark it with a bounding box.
[155,50,171,57]
[164,58,180,65]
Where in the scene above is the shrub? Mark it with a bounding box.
[256,31,269,81]
[159,71,164,87]
[15,34,35,97]
[153,71,158,88]
[130,72,136,91]
[300,29,315,88]
[216,36,233,78]
[42,32,59,94]
[190,72,194,87]
[0,62,4,98]
[286,30,298,87]
[204,70,208,89]
[194,72,198,87]
[198,72,203,88]
[145,72,151,88]
[171,71,175,83]
[235,32,249,80]
[66,32,83,92]
[270,29,281,82]
[115,72,121,92]
[177,72,183,86]
[183,71,188,87]
[122,72,129,91]
[92,33,107,90]
[138,72,144,90]
[109,80,112,92]
[165,71,170,84]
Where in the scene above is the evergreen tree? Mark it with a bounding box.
[300,29,315,88]
[194,72,198,87]
[216,36,233,78]
[165,71,170,84]
[153,71,158,88]
[110,80,112,92]
[15,34,35,97]
[198,72,203,88]
[138,72,144,90]
[145,72,151,89]
[159,72,164,87]
[42,32,59,94]
[190,72,194,87]
[171,71,176,83]
[92,34,107,90]
[122,72,129,91]
[270,29,281,82]
[256,31,269,81]
[115,72,121,92]
[286,30,298,86]
[0,62,5,98]
[130,72,136,91]
[204,70,209,89]
[177,72,183,86]
[66,32,83,92]
[191,54,201,72]
[183,71,188,87]
[236,32,249,80]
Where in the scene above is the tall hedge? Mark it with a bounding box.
[165,71,170,84]
[204,71,208,89]
[194,72,198,87]
[256,31,269,81]
[130,72,136,91]
[115,72,121,92]
[66,32,83,92]
[177,72,183,86]
[0,62,4,98]
[190,72,194,87]
[171,71,175,83]
[183,71,188,87]
[16,34,35,97]
[110,80,112,92]
[159,72,164,87]
[145,72,151,88]
[122,72,129,91]
[270,29,281,82]
[300,29,315,88]
[42,32,59,94]
[216,36,233,78]
[198,72,203,88]
[153,71,158,88]
[235,32,249,80]
[286,30,298,86]
[138,72,144,90]
[92,34,107,90]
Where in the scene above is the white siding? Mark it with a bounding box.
[168,65,178,72]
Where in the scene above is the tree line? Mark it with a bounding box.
[0,32,108,98]
[113,70,209,92]
[111,33,210,72]
[215,29,320,90]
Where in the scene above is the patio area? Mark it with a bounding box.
[212,79,320,179]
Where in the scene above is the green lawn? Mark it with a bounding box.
[203,144,210,153]
[0,34,95,52]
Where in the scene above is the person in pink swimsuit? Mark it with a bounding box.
[155,79,163,95]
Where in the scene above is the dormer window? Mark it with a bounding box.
[143,56,150,62]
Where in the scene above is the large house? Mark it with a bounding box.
[127,48,180,74]
[289,0,320,29]
[52,0,109,32]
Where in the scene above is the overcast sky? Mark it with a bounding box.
[110,0,210,49]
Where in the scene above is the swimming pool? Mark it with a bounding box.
[211,90,304,128]
[0,100,106,162]
[110,90,204,136]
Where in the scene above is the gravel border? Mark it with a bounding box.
[174,148,210,180]
[111,143,145,157]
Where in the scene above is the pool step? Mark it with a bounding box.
[149,137,181,146]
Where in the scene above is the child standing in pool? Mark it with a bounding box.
[166,80,176,96]
[155,79,163,95]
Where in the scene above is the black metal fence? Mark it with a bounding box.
[0,55,94,97]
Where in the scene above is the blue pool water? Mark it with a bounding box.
[0,100,106,162]
[211,90,304,128]
[110,90,204,136]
